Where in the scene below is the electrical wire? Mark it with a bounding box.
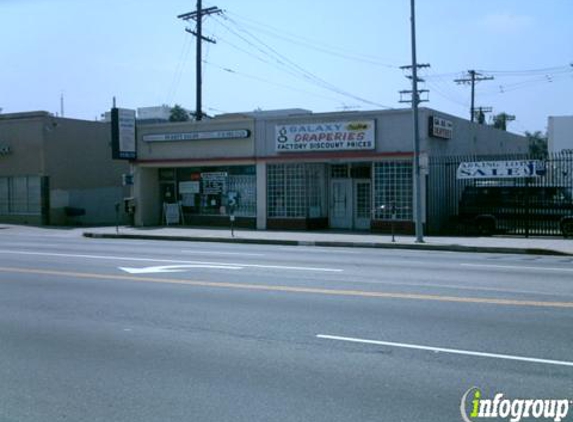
[165,33,194,105]
[476,65,571,76]
[223,10,400,69]
[214,14,393,109]
[203,60,353,104]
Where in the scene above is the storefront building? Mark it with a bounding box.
[132,108,528,232]
[132,115,258,228]
[0,111,129,225]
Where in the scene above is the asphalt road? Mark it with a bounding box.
[1,231,572,422]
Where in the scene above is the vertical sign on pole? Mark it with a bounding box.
[111,108,137,160]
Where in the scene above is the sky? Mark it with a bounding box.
[1,0,571,134]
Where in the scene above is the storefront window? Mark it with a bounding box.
[0,178,8,214]
[175,166,256,217]
[373,162,413,220]
[267,163,326,218]
[0,176,41,215]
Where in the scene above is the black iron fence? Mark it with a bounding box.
[427,152,573,237]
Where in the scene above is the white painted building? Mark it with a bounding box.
[548,115,573,153]
[129,107,528,233]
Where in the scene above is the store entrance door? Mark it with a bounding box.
[160,183,177,204]
[354,179,371,230]
[330,179,352,229]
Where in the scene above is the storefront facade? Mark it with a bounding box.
[132,116,258,228]
[0,111,129,225]
[133,108,528,232]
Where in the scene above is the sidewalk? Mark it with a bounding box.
[78,225,573,256]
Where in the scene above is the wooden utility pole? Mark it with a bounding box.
[177,1,222,121]
[454,70,494,122]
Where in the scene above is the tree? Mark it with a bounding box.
[169,104,190,122]
[525,130,548,157]
[492,112,514,131]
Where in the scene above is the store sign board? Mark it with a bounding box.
[275,120,376,152]
[429,116,453,139]
[201,172,227,194]
[456,160,546,179]
[143,129,250,142]
[164,203,181,225]
[179,181,200,194]
[111,108,136,160]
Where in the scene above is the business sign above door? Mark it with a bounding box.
[456,160,546,179]
[275,120,376,152]
[429,116,453,139]
[143,129,250,142]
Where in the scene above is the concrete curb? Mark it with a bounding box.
[82,232,571,256]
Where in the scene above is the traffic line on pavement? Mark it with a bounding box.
[119,264,243,274]
[0,250,341,273]
[180,250,266,257]
[461,263,573,273]
[1,266,573,309]
[316,334,573,368]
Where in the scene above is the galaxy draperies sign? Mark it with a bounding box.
[275,121,376,152]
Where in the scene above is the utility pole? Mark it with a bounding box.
[177,1,222,121]
[398,0,428,243]
[454,70,494,122]
[474,106,492,124]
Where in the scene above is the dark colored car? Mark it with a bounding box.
[458,185,573,237]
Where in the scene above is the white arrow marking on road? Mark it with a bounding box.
[0,250,343,272]
[119,264,243,274]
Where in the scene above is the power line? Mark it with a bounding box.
[214,14,393,109]
[218,15,389,108]
[165,34,194,105]
[203,60,349,104]
[425,64,572,81]
[475,65,570,76]
[424,80,468,109]
[223,10,400,68]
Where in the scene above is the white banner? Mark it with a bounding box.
[275,120,375,152]
[456,160,546,179]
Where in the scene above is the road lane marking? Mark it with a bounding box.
[119,264,243,274]
[1,266,573,309]
[317,334,573,368]
[180,250,266,257]
[333,277,573,299]
[0,250,341,273]
[275,246,364,254]
[461,263,573,273]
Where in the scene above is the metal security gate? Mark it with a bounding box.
[427,153,573,237]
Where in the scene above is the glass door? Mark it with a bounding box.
[354,179,371,230]
[330,179,352,229]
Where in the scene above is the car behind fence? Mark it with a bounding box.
[427,153,573,237]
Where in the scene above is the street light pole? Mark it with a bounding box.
[409,0,424,243]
